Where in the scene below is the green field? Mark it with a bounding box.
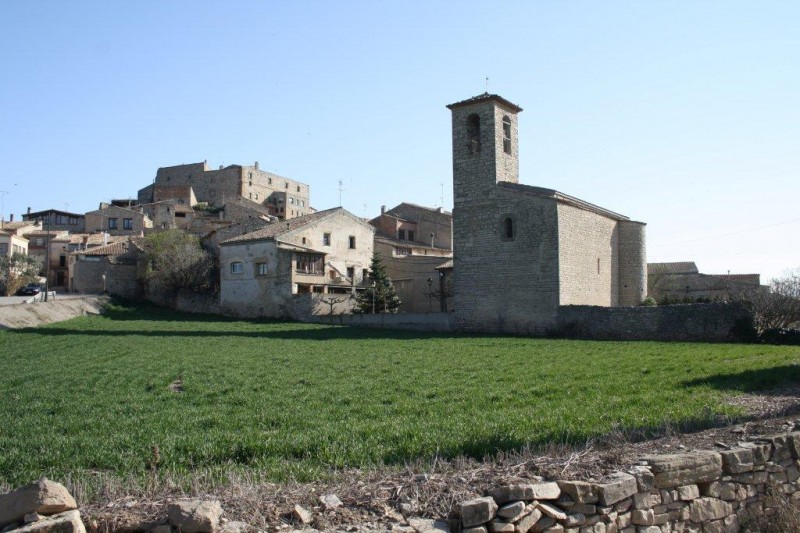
[1,304,799,488]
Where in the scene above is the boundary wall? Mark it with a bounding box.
[457,431,800,532]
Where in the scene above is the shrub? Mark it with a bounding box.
[641,296,657,307]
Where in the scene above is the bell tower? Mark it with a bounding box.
[446,93,522,209]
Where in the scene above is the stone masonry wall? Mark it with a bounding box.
[557,303,750,342]
[617,220,648,306]
[557,203,620,307]
[457,432,800,533]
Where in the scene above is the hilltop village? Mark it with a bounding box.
[1,94,761,335]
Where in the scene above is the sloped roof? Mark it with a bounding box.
[497,182,632,222]
[220,207,354,246]
[79,241,132,256]
[436,259,453,270]
[647,262,699,275]
[375,235,452,252]
[446,93,523,113]
[1,221,37,230]
[52,233,126,246]
[20,230,69,238]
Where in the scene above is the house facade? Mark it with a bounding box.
[85,204,153,236]
[68,239,141,298]
[447,93,647,333]
[138,160,311,220]
[0,231,28,257]
[219,207,375,318]
[648,261,761,303]
[21,208,85,232]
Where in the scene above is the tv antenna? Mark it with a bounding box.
[338,179,344,207]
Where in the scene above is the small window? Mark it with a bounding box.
[255,193,258,200]
[108,218,118,229]
[297,185,300,192]
[398,229,405,240]
[256,262,268,276]
[503,115,512,154]
[302,237,307,245]
[123,218,133,230]
[597,258,601,274]
[467,113,481,154]
[346,267,355,280]
[329,269,336,280]
[59,255,66,267]
[285,182,289,189]
[408,230,415,242]
[349,236,356,249]
[362,269,369,282]
[323,233,331,246]
[230,262,243,274]
[268,177,272,184]
[249,193,252,199]
[502,216,515,240]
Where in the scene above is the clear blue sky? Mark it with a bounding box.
[1,1,798,280]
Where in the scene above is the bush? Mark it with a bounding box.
[760,328,800,345]
[641,296,657,307]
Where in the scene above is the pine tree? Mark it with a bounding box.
[353,254,402,313]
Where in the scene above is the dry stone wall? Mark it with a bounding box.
[457,431,800,532]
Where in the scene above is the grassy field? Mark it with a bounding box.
[1,303,799,489]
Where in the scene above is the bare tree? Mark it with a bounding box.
[140,230,215,294]
[729,268,800,333]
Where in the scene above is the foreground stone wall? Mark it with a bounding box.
[458,431,800,533]
[309,311,455,332]
[557,303,751,342]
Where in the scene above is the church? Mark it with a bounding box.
[447,93,647,333]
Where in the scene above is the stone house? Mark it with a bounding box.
[370,203,453,313]
[85,204,153,236]
[21,208,85,232]
[138,160,311,220]
[0,230,28,258]
[447,93,647,333]
[219,207,375,318]
[68,238,141,297]
[648,261,762,302]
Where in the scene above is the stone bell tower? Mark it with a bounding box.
[446,93,523,210]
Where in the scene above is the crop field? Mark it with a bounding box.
[1,303,799,489]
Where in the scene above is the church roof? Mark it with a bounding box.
[497,182,634,222]
[446,93,523,113]
[647,262,699,275]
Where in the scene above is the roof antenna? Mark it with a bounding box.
[338,179,344,207]
[485,76,489,94]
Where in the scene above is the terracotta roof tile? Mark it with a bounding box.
[220,207,345,245]
[647,262,700,275]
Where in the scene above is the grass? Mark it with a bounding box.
[1,303,799,491]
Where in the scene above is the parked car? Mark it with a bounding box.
[18,283,43,296]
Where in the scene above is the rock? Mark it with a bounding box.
[407,517,449,532]
[513,508,542,533]
[497,502,526,521]
[596,473,637,506]
[530,483,560,500]
[167,500,223,532]
[11,510,85,533]
[643,452,722,489]
[491,484,535,504]
[319,494,343,510]
[688,497,733,522]
[535,503,566,521]
[220,521,255,533]
[0,478,78,528]
[529,516,555,532]
[719,449,755,474]
[562,513,585,527]
[488,520,515,533]
[291,504,313,525]
[151,525,172,533]
[556,481,598,504]
[463,527,487,533]
[461,497,498,528]
[676,485,699,501]
[631,509,655,526]
[24,513,43,524]
[628,466,655,493]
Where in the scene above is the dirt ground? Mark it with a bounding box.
[0,295,107,329]
[79,385,800,532]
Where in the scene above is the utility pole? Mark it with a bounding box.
[338,180,344,207]
[44,213,51,302]
[0,190,8,228]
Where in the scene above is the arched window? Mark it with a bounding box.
[502,216,515,240]
[467,114,481,154]
[502,116,512,154]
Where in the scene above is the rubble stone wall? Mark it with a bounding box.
[458,431,800,533]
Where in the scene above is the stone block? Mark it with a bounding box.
[628,467,655,493]
[536,503,566,521]
[515,508,542,533]
[688,498,732,522]
[168,500,223,533]
[498,502,526,521]
[630,510,654,526]
[676,485,699,501]
[461,497,498,528]
[563,513,585,528]
[489,520,516,533]
[719,449,754,474]
[0,479,78,528]
[596,474,638,506]
[492,484,535,505]
[464,527,488,533]
[531,483,561,500]
[643,452,722,489]
[408,517,450,532]
[531,516,555,532]
[557,481,598,504]
[10,510,85,533]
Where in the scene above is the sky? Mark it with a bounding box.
[0,1,798,281]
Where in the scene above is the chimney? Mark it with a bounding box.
[103,232,108,246]
[381,205,386,214]
[82,236,88,251]
[437,207,443,213]
[27,207,31,215]
[9,214,13,222]
[219,165,224,170]
[254,161,259,170]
